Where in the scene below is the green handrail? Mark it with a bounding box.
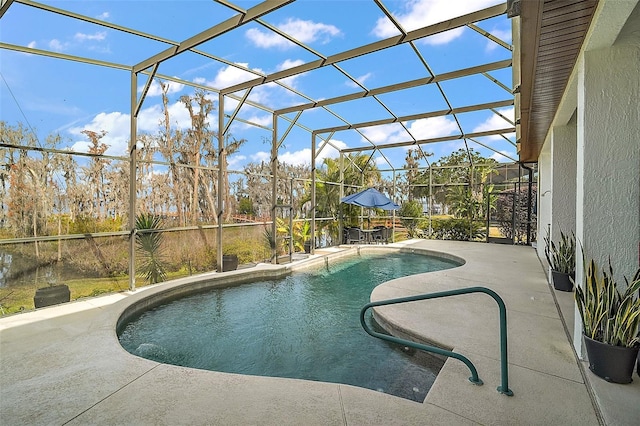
[360,286,513,396]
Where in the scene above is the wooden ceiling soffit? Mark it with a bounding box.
[517,0,598,163]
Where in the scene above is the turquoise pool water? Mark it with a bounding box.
[118,252,459,401]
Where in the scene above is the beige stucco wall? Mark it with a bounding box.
[536,140,552,262]
[550,114,577,242]
[534,0,640,356]
[577,17,640,283]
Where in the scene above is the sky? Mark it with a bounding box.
[0,0,515,174]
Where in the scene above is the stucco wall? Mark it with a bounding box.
[577,41,640,283]
[536,140,553,262]
[551,114,577,241]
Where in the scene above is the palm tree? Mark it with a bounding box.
[135,213,167,284]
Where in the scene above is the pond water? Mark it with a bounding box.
[118,252,459,401]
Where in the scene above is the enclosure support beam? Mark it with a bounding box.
[392,170,396,242]
[217,94,225,272]
[339,152,344,245]
[310,133,316,255]
[128,71,138,291]
[271,114,278,263]
[223,3,506,95]
[134,0,293,73]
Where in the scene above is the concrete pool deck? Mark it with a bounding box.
[1,240,638,425]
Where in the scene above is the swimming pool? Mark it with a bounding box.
[118,251,460,401]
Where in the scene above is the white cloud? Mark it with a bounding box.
[278,148,313,165]
[27,41,37,49]
[278,59,305,71]
[407,116,459,140]
[48,39,67,51]
[250,138,347,167]
[274,58,306,88]
[74,31,107,42]
[246,18,341,49]
[359,116,458,145]
[251,151,271,163]
[136,101,193,132]
[193,63,264,112]
[211,62,263,88]
[68,112,131,156]
[473,107,515,139]
[97,12,110,20]
[360,123,407,144]
[142,80,185,97]
[228,154,247,170]
[246,28,287,49]
[372,0,501,45]
[201,60,305,112]
[490,150,516,162]
[375,156,389,168]
[485,27,512,52]
[280,18,341,43]
[346,72,373,89]
[234,114,272,130]
[66,99,197,156]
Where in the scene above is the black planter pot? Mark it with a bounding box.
[222,254,238,272]
[551,270,574,292]
[584,335,639,384]
[34,284,71,308]
[304,240,311,254]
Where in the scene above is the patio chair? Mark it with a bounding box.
[346,227,365,244]
[373,226,389,244]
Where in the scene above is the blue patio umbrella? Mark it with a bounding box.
[340,188,399,210]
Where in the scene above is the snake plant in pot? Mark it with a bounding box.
[544,231,576,291]
[575,259,640,383]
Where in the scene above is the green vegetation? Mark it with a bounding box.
[429,217,485,241]
[135,213,167,284]
[398,200,423,238]
[576,259,640,347]
[544,230,576,274]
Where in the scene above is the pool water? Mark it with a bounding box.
[118,252,459,401]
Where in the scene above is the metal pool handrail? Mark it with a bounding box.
[359,286,514,396]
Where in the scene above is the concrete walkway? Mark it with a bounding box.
[0,240,637,425]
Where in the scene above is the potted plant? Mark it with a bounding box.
[544,230,576,291]
[575,259,640,383]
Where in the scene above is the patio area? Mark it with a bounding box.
[1,240,637,425]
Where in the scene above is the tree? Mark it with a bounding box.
[400,148,432,202]
[243,159,311,219]
[220,134,247,222]
[399,200,423,237]
[496,186,537,243]
[315,154,381,228]
[158,82,186,226]
[421,148,498,219]
[179,90,215,224]
[135,213,167,284]
[81,130,110,219]
[237,196,255,216]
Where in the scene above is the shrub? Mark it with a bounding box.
[430,218,485,241]
[135,213,167,284]
[495,186,537,243]
[69,215,125,234]
[399,200,423,237]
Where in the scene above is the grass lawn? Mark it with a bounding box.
[0,269,192,316]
